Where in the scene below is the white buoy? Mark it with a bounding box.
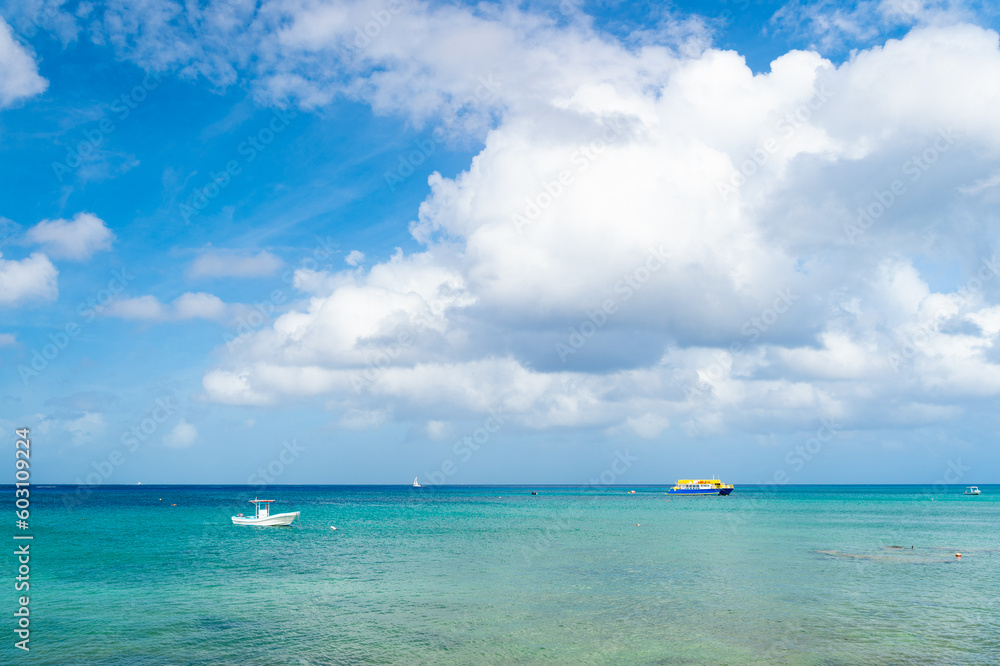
[330,526,337,530]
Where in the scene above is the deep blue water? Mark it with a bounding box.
[4,484,999,664]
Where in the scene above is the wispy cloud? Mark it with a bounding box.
[163,420,198,448]
[105,292,229,322]
[187,250,283,279]
[67,412,106,446]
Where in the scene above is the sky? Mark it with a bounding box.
[2,0,1000,486]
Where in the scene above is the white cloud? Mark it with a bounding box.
[195,20,1000,438]
[105,295,167,320]
[345,250,365,266]
[173,292,228,320]
[26,212,115,261]
[0,333,16,346]
[188,250,282,279]
[29,414,51,436]
[67,412,106,446]
[0,216,20,240]
[620,413,670,439]
[966,306,1000,337]
[338,408,390,430]
[426,420,451,440]
[768,0,956,53]
[203,370,271,406]
[774,331,882,381]
[32,1,1000,437]
[959,171,1000,195]
[770,0,886,51]
[608,412,672,439]
[0,17,47,108]
[0,252,58,306]
[163,420,198,448]
[105,292,228,322]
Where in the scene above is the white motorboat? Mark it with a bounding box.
[232,498,300,526]
[412,476,421,488]
[964,486,982,495]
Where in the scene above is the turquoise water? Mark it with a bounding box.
[8,485,1000,664]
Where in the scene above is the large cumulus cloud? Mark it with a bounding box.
[15,0,1000,437]
[200,12,1000,437]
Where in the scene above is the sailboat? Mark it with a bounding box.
[412,476,421,488]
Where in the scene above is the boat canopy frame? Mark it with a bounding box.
[248,498,276,518]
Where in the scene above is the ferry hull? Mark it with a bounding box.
[667,488,732,496]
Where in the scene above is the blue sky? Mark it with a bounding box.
[2,0,1000,485]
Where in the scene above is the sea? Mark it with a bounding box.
[6,484,999,664]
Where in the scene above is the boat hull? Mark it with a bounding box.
[231,511,300,526]
[667,488,732,496]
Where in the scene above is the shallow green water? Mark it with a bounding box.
[7,485,999,664]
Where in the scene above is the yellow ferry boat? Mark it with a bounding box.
[667,478,734,496]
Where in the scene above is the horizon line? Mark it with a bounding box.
[10,482,995,487]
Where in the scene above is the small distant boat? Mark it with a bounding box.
[412,476,421,488]
[667,478,734,496]
[232,499,300,526]
[965,486,982,495]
